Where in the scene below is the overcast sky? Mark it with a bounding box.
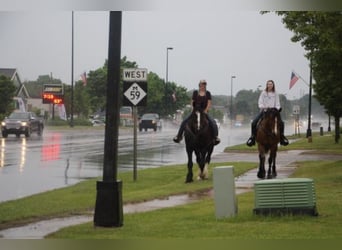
[0,11,311,99]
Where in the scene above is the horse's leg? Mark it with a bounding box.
[186,148,194,183]
[266,147,277,179]
[196,151,205,180]
[202,146,214,180]
[267,153,273,179]
[272,149,277,178]
[257,146,266,179]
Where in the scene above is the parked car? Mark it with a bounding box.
[1,111,44,138]
[139,113,161,131]
[90,119,105,127]
[234,121,242,127]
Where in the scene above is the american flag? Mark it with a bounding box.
[80,72,87,86]
[289,71,299,89]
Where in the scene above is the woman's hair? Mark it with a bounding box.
[265,80,275,92]
[199,79,207,87]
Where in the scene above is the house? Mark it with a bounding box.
[0,68,51,116]
[0,68,30,111]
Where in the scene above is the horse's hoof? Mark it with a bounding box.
[185,179,193,183]
[257,173,265,179]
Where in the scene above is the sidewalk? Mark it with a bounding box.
[1,150,341,239]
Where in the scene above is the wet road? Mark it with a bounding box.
[0,122,250,202]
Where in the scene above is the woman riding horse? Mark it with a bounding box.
[183,106,214,182]
[256,107,281,179]
[246,80,289,147]
[173,79,220,145]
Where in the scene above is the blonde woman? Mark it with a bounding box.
[173,80,220,145]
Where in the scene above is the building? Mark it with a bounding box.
[0,68,30,111]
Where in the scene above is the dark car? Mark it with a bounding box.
[139,113,161,132]
[1,111,44,138]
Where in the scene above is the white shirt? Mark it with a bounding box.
[258,90,281,110]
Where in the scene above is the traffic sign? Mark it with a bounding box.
[123,68,147,81]
[123,82,147,106]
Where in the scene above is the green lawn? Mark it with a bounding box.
[0,133,341,239]
[225,132,342,153]
[0,162,255,230]
[47,159,342,239]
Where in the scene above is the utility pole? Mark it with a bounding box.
[94,11,123,227]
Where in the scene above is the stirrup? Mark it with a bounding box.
[280,137,289,146]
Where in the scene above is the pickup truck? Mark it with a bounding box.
[139,113,162,132]
[1,111,44,138]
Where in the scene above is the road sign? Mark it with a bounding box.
[123,68,147,81]
[122,68,148,106]
[123,82,147,106]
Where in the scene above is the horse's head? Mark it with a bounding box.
[189,108,208,133]
[261,108,281,134]
[263,108,280,118]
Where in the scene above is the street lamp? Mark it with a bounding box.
[230,75,236,127]
[165,47,173,115]
[166,47,173,84]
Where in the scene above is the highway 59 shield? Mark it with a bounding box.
[123,81,147,106]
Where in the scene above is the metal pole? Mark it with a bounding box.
[94,11,123,227]
[230,76,236,127]
[70,11,74,127]
[133,106,137,181]
[165,47,173,115]
[306,59,312,141]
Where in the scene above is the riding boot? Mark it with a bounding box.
[279,121,289,146]
[246,123,257,147]
[173,134,183,143]
[173,119,186,143]
[209,116,220,145]
[173,129,183,143]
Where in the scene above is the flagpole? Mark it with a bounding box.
[306,59,313,141]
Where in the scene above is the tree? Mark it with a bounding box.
[84,57,189,118]
[272,11,342,143]
[0,75,16,120]
[235,89,260,120]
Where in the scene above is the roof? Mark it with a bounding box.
[0,68,29,99]
[0,68,17,80]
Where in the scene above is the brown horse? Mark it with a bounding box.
[184,108,214,183]
[256,108,281,179]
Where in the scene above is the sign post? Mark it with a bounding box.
[123,68,148,181]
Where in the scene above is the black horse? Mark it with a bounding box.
[184,108,215,183]
[256,108,281,179]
